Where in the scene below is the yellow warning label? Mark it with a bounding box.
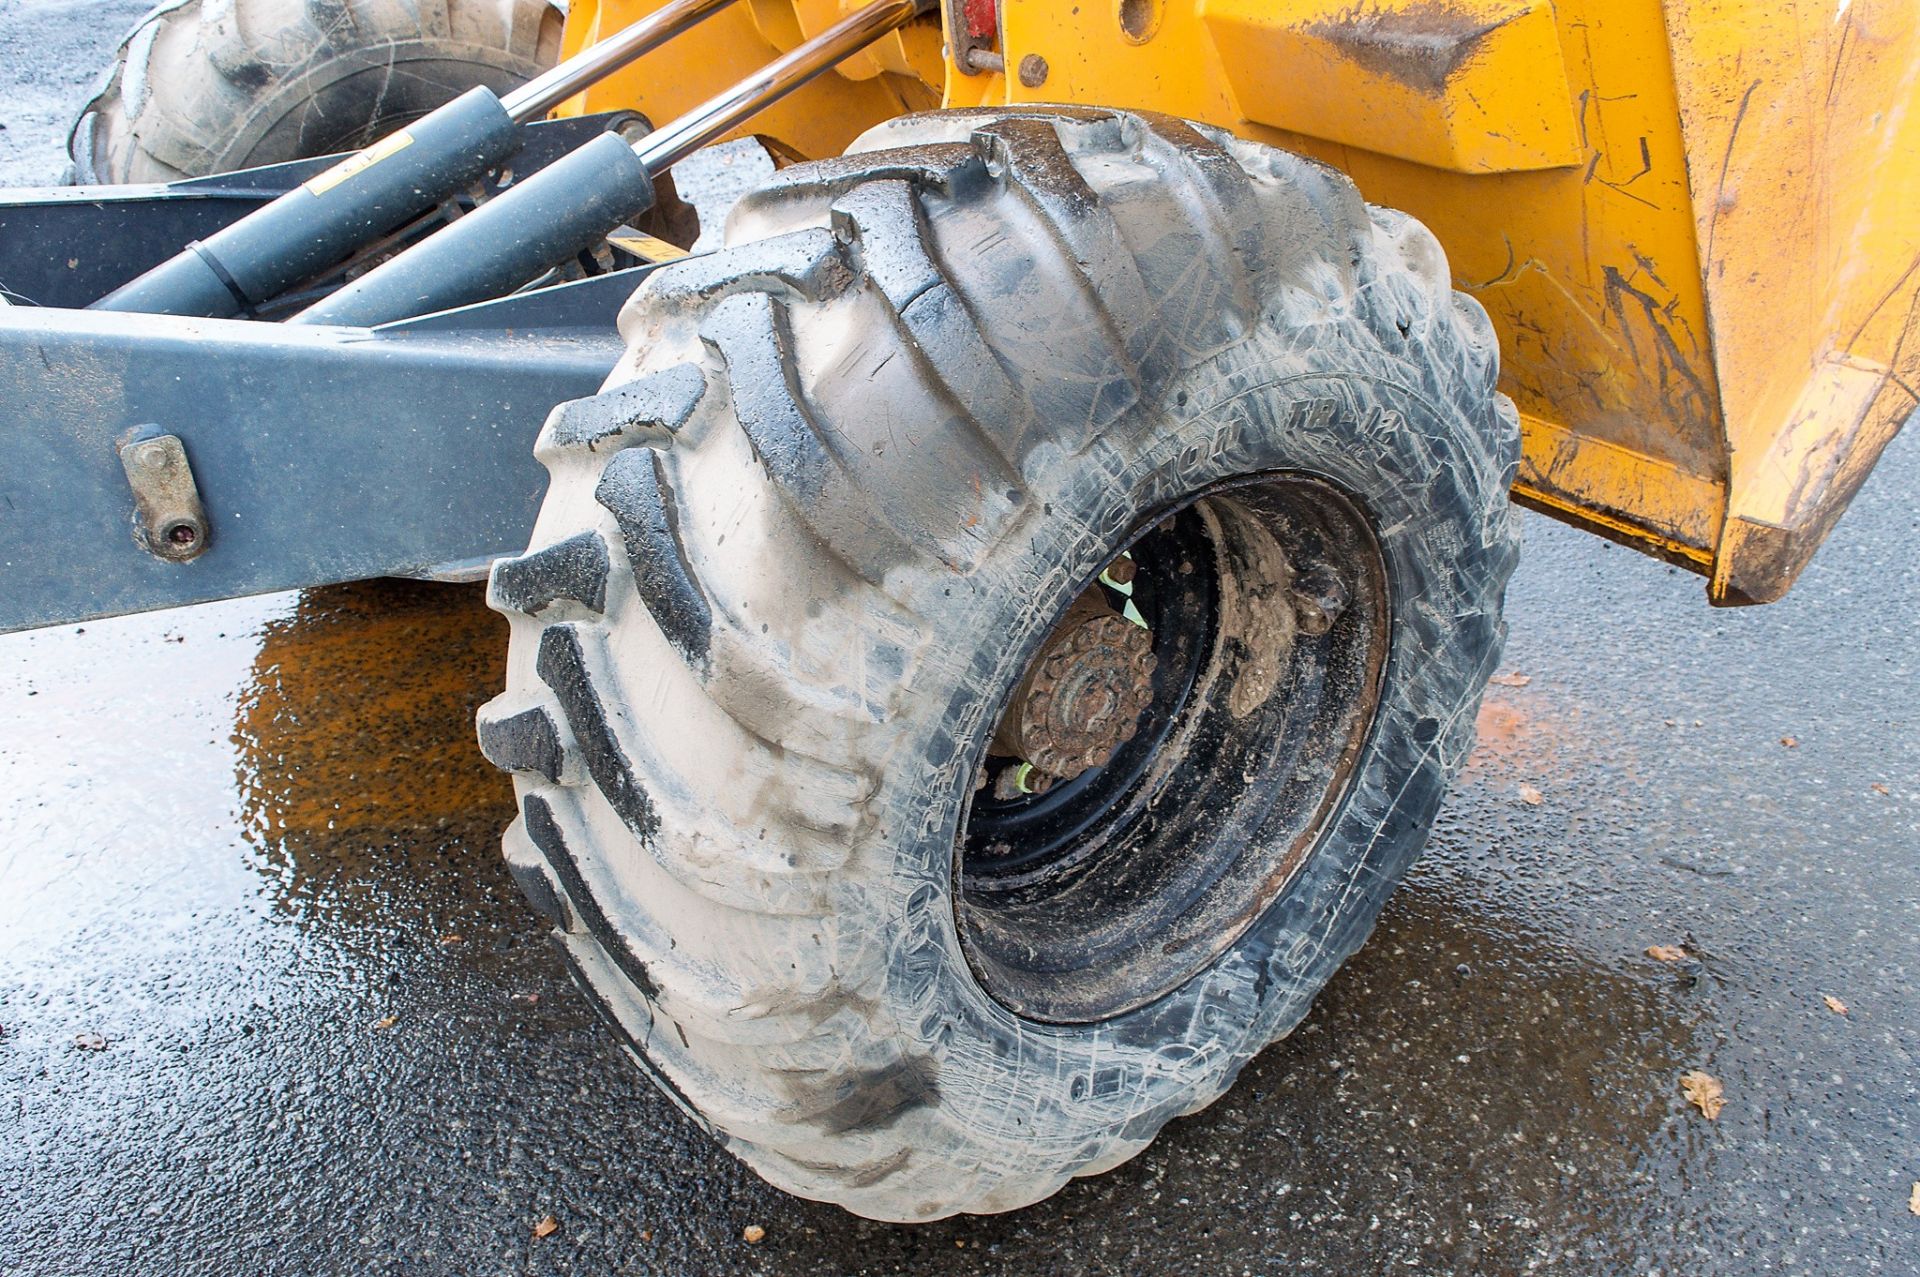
[607,233,691,264]
[304,130,416,197]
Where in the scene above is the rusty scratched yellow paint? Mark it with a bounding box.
[1665,0,1920,601]
[559,0,1918,603]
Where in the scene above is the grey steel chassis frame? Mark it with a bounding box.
[0,116,647,635]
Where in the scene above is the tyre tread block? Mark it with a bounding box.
[489,530,610,617]
[476,701,567,782]
[521,791,660,1001]
[593,449,713,667]
[542,362,707,455]
[535,624,662,843]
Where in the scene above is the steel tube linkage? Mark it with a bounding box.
[500,0,739,123]
[0,272,636,635]
[631,0,923,171]
[295,0,929,329]
[93,0,741,319]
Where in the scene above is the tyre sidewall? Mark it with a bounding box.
[73,0,557,183]
[215,46,537,172]
[881,345,1512,1167]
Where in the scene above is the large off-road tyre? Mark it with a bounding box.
[478,106,1521,1221]
[69,0,562,183]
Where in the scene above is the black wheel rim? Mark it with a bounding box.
[955,473,1391,1024]
[964,508,1217,880]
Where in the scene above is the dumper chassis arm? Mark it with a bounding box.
[0,117,639,635]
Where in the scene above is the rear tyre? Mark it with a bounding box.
[479,106,1520,1220]
[69,0,562,182]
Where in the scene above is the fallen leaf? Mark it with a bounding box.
[1871,783,1890,796]
[742,1224,766,1245]
[1824,995,1848,1015]
[1645,944,1688,963]
[1488,672,1532,688]
[438,934,463,945]
[372,1015,397,1031]
[1517,783,1545,806]
[533,1215,558,1239]
[1780,736,1799,748]
[1680,1069,1725,1120]
[1910,1182,1919,1216]
[73,1032,106,1051]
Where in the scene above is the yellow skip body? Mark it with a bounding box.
[557,0,1919,602]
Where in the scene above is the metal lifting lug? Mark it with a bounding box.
[116,429,210,563]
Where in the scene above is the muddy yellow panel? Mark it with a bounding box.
[561,0,1920,604]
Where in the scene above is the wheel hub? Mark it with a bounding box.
[959,480,1390,1023]
[989,586,1157,788]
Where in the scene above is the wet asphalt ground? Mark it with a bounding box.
[3,4,1919,1272]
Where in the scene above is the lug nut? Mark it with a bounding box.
[1290,568,1348,637]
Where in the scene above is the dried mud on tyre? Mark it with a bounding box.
[71,0,561,182]
[480,106,1521,1220]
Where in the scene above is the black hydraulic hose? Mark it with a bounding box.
[293,0,927,329]
[92,0,743,319]
[93,88,519,319]
[293,133,659,329]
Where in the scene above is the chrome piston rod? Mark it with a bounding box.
[500,0,742,122]
[632,0,922,171]
[296,0,928,328]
